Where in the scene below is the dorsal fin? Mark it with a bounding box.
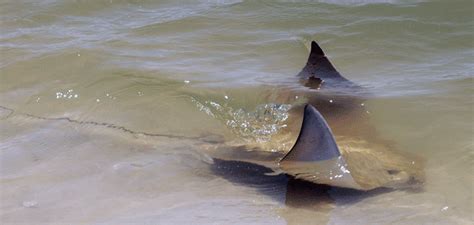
[280,104,341,162]
[297,41,346,81]
[309,40,325,57]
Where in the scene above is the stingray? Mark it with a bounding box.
[0,41,423,192]
[200,41,424,191]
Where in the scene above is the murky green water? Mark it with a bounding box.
[1,0,472,224]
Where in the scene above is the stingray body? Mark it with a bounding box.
[202,41,423,191]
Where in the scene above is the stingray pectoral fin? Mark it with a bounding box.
[279,104,366,190]
[281,104,340,162]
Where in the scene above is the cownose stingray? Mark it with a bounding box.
[200,41,424,191]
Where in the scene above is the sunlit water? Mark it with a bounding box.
[1,0,472,224]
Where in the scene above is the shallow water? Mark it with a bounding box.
[1,0,473,224]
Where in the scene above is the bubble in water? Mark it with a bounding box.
[191,97,292,143]
[22,201,38,208]
[55,89,79,100]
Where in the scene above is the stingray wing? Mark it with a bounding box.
[279,104,366,190]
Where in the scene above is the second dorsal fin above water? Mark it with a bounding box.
[297,41,348,82]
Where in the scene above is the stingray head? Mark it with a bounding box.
[279,104,424,191]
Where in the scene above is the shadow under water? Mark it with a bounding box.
[210,158,395,211]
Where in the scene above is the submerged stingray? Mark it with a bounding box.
[200,41,423,191]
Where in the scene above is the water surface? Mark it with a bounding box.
[1,0,473,224]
